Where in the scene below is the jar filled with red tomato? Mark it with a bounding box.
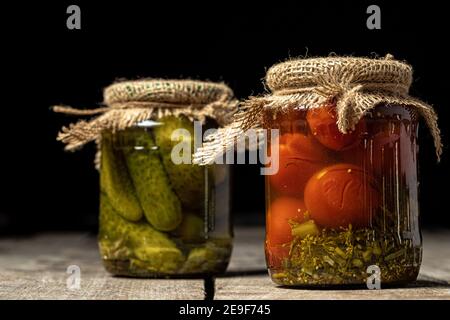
[193,55,442,286]
[258,56,442,286]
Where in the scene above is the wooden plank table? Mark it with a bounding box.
[0,228,449,300]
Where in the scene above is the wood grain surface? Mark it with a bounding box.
[0,228,449,300]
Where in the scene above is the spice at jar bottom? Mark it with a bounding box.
[268,226,421,286]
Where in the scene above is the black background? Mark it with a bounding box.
[1,0,449,234]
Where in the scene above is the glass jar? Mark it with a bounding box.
[98,115,232,277]
[264,102,421,286]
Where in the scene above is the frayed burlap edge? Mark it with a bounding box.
[193,55,442,165]
[54,79,239,152]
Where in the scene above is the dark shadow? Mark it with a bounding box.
[218,269,269,278]
[406,279,450,288]
[109,269,267,279]
[203,276,215,300]
[273,279,450,291]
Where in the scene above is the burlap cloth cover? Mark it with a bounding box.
[193,54,442,164]
[54,79,238,151]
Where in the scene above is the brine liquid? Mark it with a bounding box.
[99,121,233,277]
[264,105,421,286]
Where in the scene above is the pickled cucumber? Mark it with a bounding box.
[100,133,143,222]
[181,240,231,274]
[98,193,132,260]
[123,129,182,231]
[174,213,205,242]
[99,194,184,273]
[153,116,205,210]
[99,193,137,260]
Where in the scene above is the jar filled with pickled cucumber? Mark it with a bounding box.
[197,55,442,287]
[55,80,237,277]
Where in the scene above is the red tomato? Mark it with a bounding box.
[341,122,400,177]
[269,133,328,196]
[266,197,307,245]
[265,197,306,269]
[265,109,308,134]
[304,164,380,228]
[265,242,290,269]
[307,103,366,151]
[277,132,292,145]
